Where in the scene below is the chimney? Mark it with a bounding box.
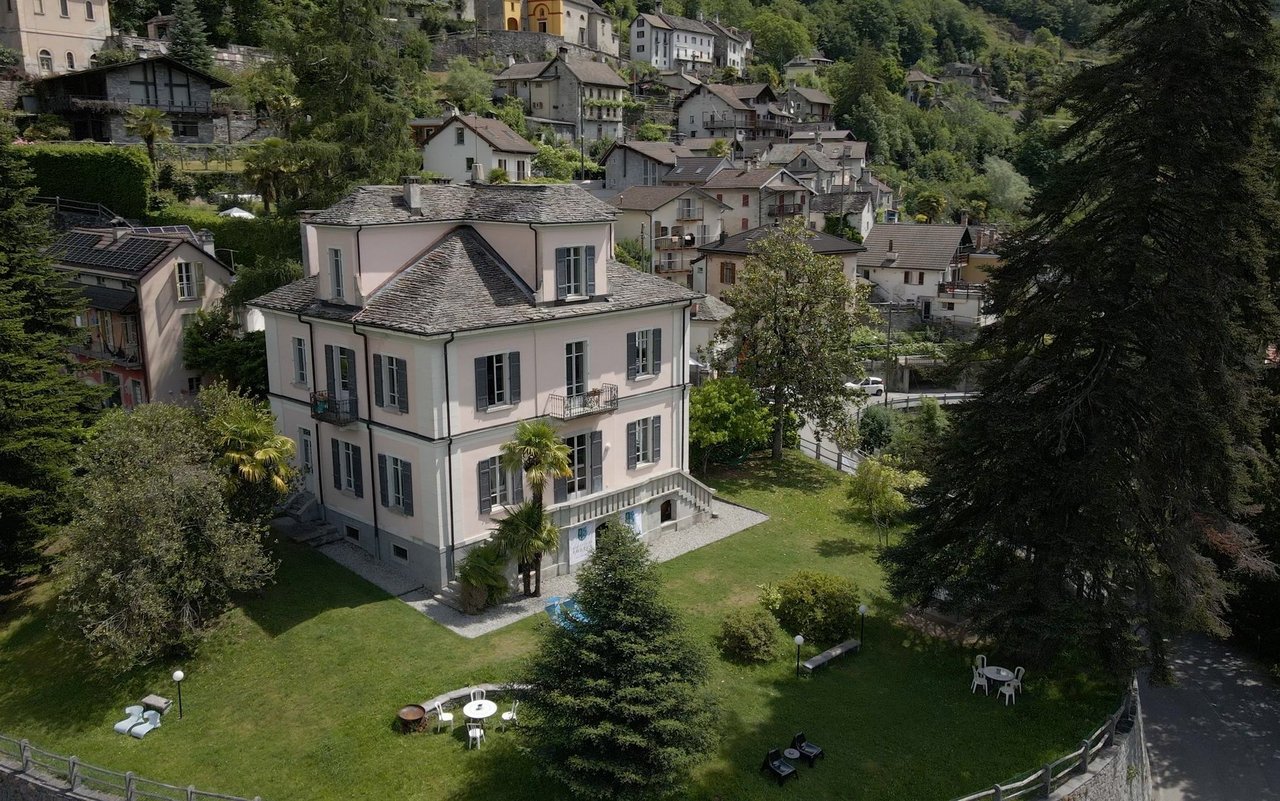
[558,45,569,58]
[471,163,487,184]
[507,54,516,67]
[654,0,662,13]
[718,230,726,245]
[959,210,970,228]
[403,175,422,212]
[195,228,216,257]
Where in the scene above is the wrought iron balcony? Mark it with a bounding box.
[548,384,618,420]
[676,206,704,221]
[310,391,358,425]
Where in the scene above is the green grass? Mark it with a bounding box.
[0,454,1118,801]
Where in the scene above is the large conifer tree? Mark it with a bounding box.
[0,124,104,591]
[167,0,216,73]
[881,0,1279,672]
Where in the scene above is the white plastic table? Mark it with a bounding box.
[982,666,1014,683]
[463,700,497,721]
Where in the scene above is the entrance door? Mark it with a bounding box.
[922,299,933,320]
[298,427,316,495]
[330,347,355,401]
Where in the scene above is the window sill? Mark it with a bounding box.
[630,460,657,471]
[479,402,516,414]
[291,381,310,390]
[176,296,200,303]
[383,504,413,518]
[630,372,658,383]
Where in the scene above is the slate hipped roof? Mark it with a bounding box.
[691,294,733,321]
[702,167,802,190]
[638,11,714,35]
[253,227,700,336]
[860,224,973,272]
[498,58,628,88]
[607,184,725,211]
[811,190,872,215]
[698,226,865,256]
[307,183,617,226]
[425,114,538,154]
[605,140,694,166]
[764,144,840,172]
[496,61,549,81]
[788,86,834,105]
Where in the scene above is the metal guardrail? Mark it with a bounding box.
[310,391,359,425]
[0,732,262,801]
[547,383,618,420]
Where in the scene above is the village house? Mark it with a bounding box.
[699,166,814,232]
[629,6,715,74]
[812,190,875,240]
[421,114,538,183]
[252,180,714,593]
[494,51,629,142]
[675,82,792,144]
[0,0,112,76]
[694,226,864,298]
[476,0,618,57]
[49,225,233,407]
[608,184,730,287]
[601,139,694,190]
[661,155,732,185]
[705,18,750,73]
[787,129,868,183]
[784,85,834,124]
[859,223,991,326]
[762,143,847,194]
[782,53,833,83]
[904,68,942,106]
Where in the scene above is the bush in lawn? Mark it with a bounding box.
[763,570,861,647]
[718,607,782,663]
[457,540,509,614]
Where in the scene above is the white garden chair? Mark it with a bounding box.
[434,702,454,733]
[470,688,486,702]
[1010,666,1025,694]
[113,705,145,735]
[129,710,162,739]
[971,666,989,696]
[975,654,987,670]
[999,682,1016,706]
[467,723,485,749]
[500,700,520,730]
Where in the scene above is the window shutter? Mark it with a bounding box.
[325,344,336,395]
[508,352,521,403]
[395,358,409,413]
[401,462,413,516]
[553,474,567,504]
[373,355,385,407]
[585,245,597,295]
[478,459,492,514]
[352,445,364,498]
[512,468,524,503]
[174,264,182,296]
[555,248,568,300]
[378,453,389,507]
[651,328,662,372]
[195,262,205,298]
[589,431,603,493]
[626,421,638,469]
[331,439,341,490]
[474,357,489,411]
[626,332,637,380]
[652,416,662,462]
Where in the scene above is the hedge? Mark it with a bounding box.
[18,143,152,219]
[145,205,301,270]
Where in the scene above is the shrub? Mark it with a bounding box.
[718,607,782,663]
[144,205,301,269]
[457,540,509,614]
[19,143,152,217]
[764,571,862,647]
[859,404,896,451]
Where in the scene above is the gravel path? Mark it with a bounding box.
[302,499,767,639]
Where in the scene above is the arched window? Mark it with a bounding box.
[65,51,75,70]
[38,50,53,72]
[84,0,94,19]
[89,53,99,66]
[506,16,518,29]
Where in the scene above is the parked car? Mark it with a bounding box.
[845,376,885,396]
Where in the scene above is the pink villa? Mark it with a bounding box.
[252,179,715,593]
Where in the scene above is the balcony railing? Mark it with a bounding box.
[655,234,697,250]
[676,206,703,221]
[704,113,748,129]
[548,383,618,420]
[655,257,690,273]
[310,391,359,425]
[41,94,217,115]
[938,280,986,298]
[70,341,142,368]
[767,203,806,217]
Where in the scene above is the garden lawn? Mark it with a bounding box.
[0,454,1118,801]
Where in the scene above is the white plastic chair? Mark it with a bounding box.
[971,666,989,696]
[500,700,520,731]
[129,710,162,739]
[113,705,145,735]
[975,654,987,670]
[434,702,454,733]
[1011,666,1025,694]
[999,683,1016,706]
[467,723,485,749]
[470,688,486,702]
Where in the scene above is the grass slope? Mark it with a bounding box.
[0,454,1117,801]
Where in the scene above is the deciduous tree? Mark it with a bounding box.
[689,376,772,472]
[847,455,925,546]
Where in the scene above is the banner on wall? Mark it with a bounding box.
[622,507,643,536]
[568,522,596,565]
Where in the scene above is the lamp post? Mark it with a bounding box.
[172,670,185,719]
[794,634,804,678]
[858,604,868,645]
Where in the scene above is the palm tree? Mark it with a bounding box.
[499,420,571,595]
[210,403,296,492]
[493,501,561,597]
[124,107,170,166]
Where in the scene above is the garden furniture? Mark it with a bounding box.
[761,748,798,786]
[982,665,1014,685]
[800,638,861,673]
[433,702,455,733]
[975,654,987,670]
[998,683,1016,706]
[463,699,497,722]
[971,666,989,695]
[113,705,145,735]
[500,700,520,730]
[129,710,162,739]
[140,693,172,714]
[467,723,485,750]
[790,733,824,767]
[1010,667,1025,694]
[470,688,486,702]
[397,704,425,733]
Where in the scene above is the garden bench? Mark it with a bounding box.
[801,638,860,673]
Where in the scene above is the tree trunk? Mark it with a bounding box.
[772,388,786,460]
[145,136,156,167]
[533,553,543,597]
[520,559,533,596]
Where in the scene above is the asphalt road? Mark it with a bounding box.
[1142,636,1280,801]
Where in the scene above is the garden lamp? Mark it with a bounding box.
[172,670,185,719]
[858,604,869,646]
[794,634,804,678]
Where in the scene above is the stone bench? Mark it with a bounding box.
[801,639,861,673]
[417,683,531,720]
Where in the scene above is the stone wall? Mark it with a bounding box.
[429,30,620,70]
[0,755,119,801]
[1055,694,1152,801]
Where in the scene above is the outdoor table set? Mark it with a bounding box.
[970,656,1024,705]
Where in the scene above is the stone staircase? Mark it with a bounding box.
[433,581,466,612]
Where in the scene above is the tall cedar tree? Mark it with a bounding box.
[0,125,103,591]
[522,520,717,801]
[167,0,216,73]
[880,0,1279,673]
[716,218,863,458]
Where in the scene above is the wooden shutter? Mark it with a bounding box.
[508,352,521,403]
[626,332,638,380]
[395,358,409,413]
[401,461,413,516]
[352,445,363,498]
[555,248,568,300]
[651,328,662,373]
[585,245,596,296]
[373,354,385,407]
[589,431,603,493]
[478,459,492,514]
[325,344,336,395]
[553,473,567,504]
[195,262,205,298]
[626,420,638,469]
[474,357,489,411]
[331,439,341,490]
[652,416,661,462]
[378,453,389,507]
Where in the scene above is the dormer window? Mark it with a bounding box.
[329,248,345,300]
[555,245,596,299]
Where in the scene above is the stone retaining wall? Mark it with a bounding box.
[1054,694,1152,801]
[429,31,621,70]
